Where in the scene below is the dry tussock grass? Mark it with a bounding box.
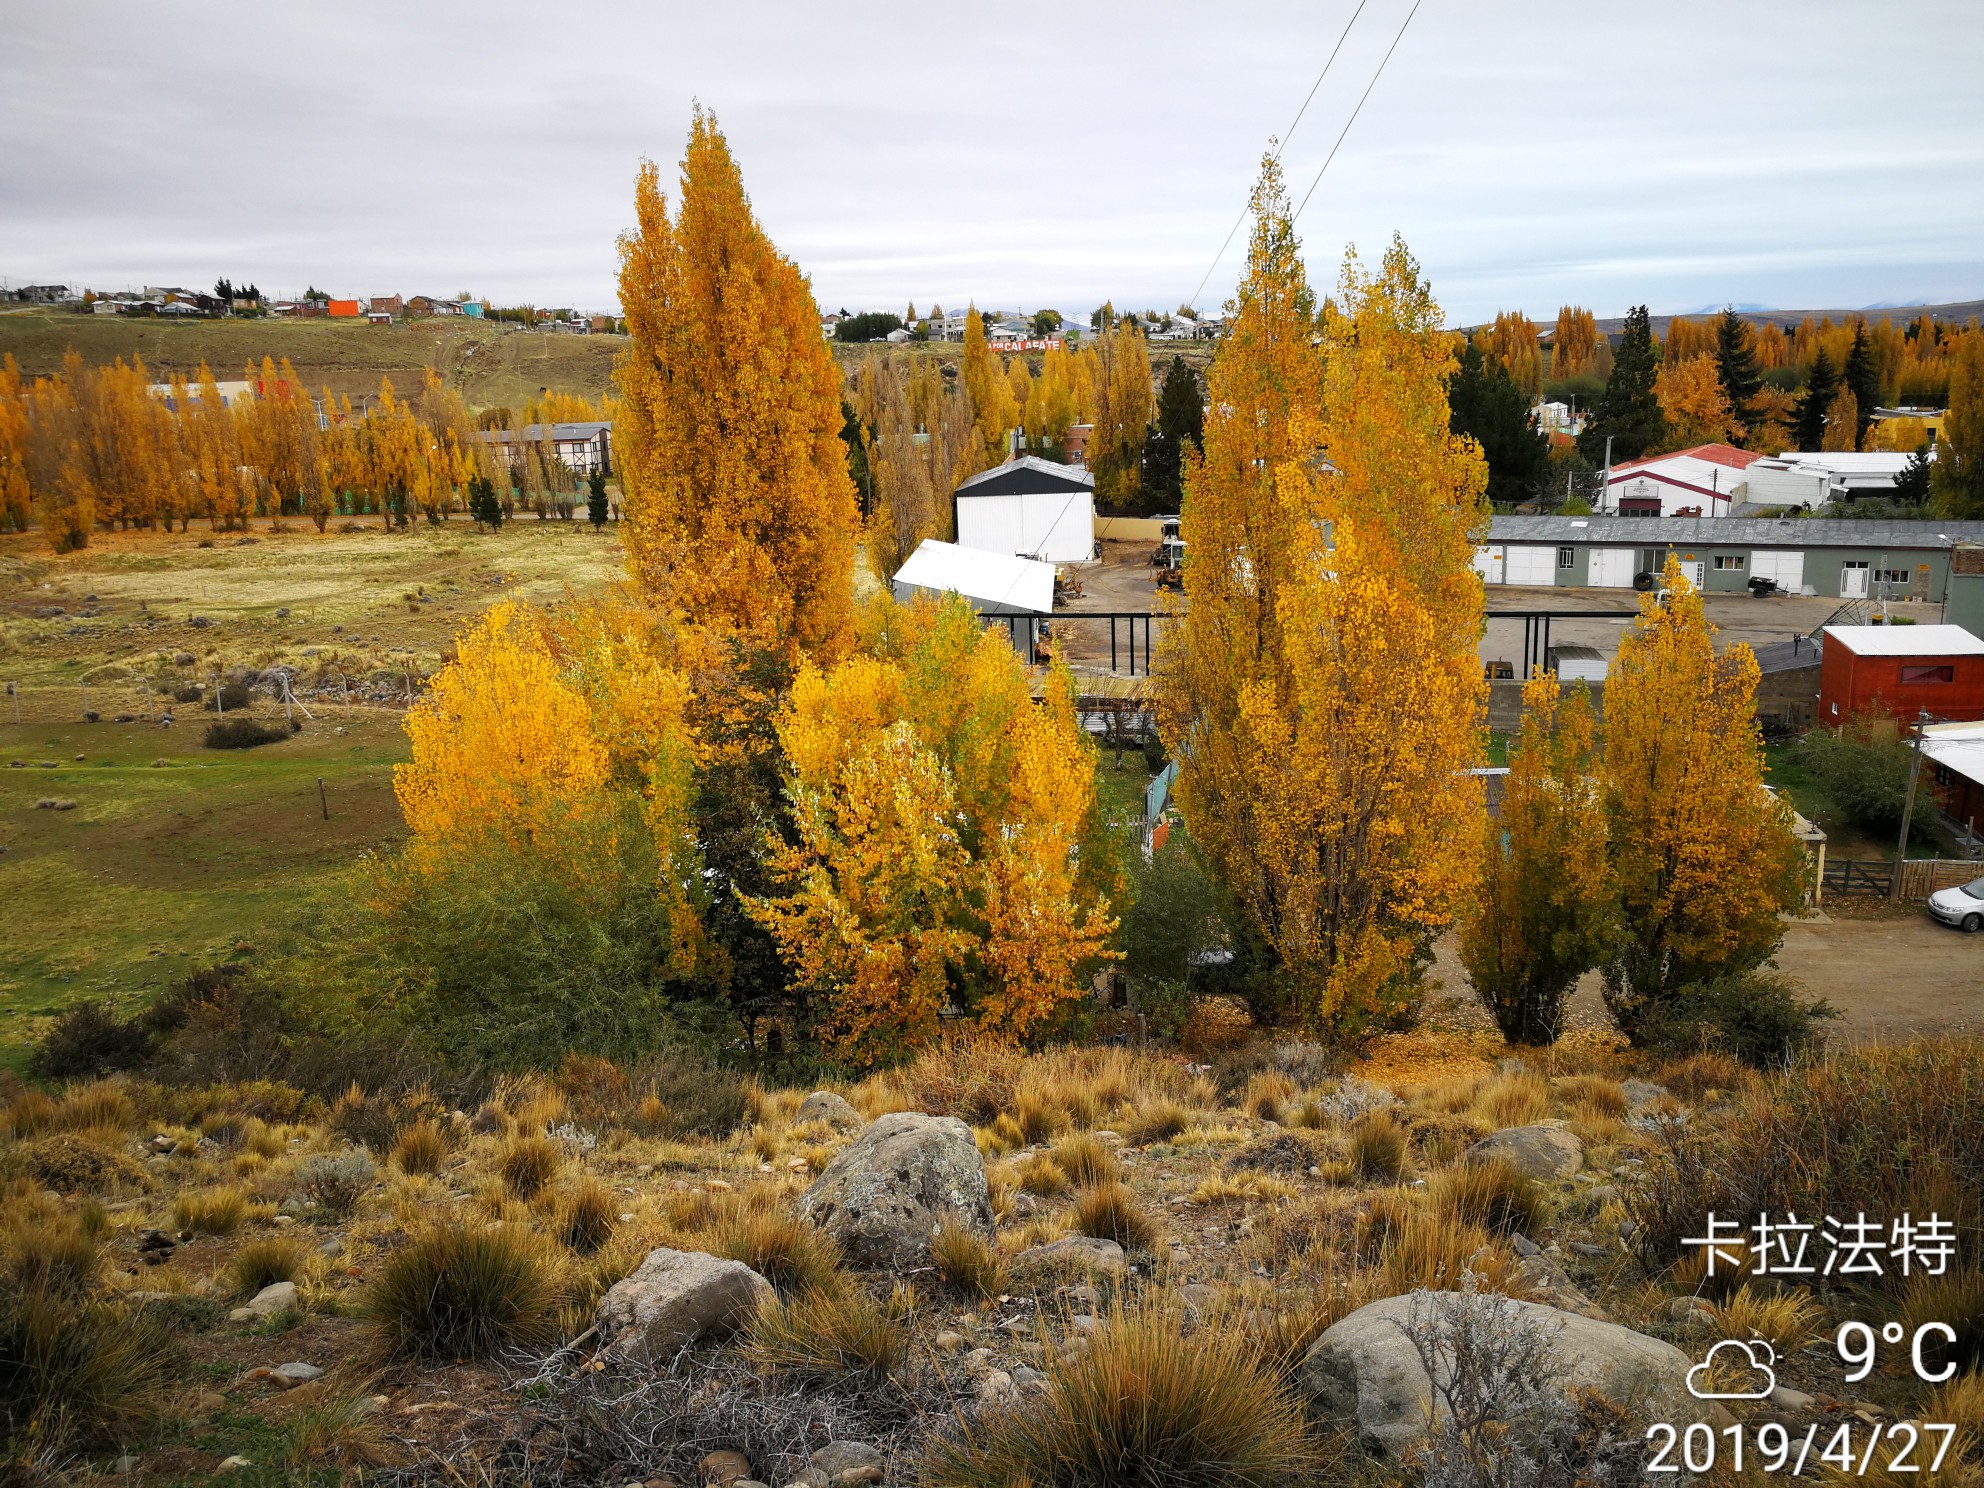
[1471,1069,1552,1128]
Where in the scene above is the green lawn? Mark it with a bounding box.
[0,704,408,1071]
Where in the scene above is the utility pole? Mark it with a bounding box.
[1600,435,1613,515]
[1891,708,1926,900]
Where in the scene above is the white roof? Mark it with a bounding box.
[892,538,1054,614]
[1770,452,1915,473]
[1921,722,1984,788]
[1606,454,1747,495]
[1822,624,1984,657]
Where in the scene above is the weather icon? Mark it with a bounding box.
[1687,1339,1778,1400]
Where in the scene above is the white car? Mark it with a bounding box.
[1927,875,1984,933]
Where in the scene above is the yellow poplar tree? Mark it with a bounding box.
[1600,557,1805,1039]
[1154,157,1488,1041]
[955,304,1019,482]
[1821,385,1860,451]
[1654,356,1735,448]
[1551,306,1599,379]
[615,110,858,659]
[0,355,34,532]
[1459,674,1612,1046]
[1086,316,1155,507]
[1488,311,1542,396]
[748,595,1116,1062]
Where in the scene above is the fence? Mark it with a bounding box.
[1820,858,1983,900]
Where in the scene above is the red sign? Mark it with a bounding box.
[989,337,1062,352]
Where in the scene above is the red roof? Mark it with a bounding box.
[1612,442,1762,475]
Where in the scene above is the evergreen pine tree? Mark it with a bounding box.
[1893,446,1932,505]
[1841,320,1881,449]
[1450,339,1550,506]
[586,467,609,528]
[1138,357,1203,511]
[1794,348,1840,452]
[1713,308,1762,437]
[1577,305,1663,463]
[1156,355,1204,452]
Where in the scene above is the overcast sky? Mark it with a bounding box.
[3,1,1980,325]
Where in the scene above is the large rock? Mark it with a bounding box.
[595,1247,773,1366]
[1301,1292,1711,1456]
[796,1091,864,1131]
[1466,1122,1584,1182]
[799,1111,993,1268]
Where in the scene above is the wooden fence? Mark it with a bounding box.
[1821,857,1983,900]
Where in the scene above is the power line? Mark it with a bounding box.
[1182,0,1371,315]
[1291,0,1424,224]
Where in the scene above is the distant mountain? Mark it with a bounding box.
[1681,302,1777,315]
[1479,297,1984,342]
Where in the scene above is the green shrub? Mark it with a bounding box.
[626,1055,748,1139]
[1638,971,1836,1068]
[366,1223,562,1361]
[925,1300,1323,1487]
[1795,722,1942,845]
[300,1150,377,1217]
[203,717,294,749]
[29,1002,156,1080]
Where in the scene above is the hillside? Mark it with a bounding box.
[0,310,627,412]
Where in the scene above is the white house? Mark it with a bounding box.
[1598,443,1761,518]
[953,456,1096,565]
[1761,451,1921,501]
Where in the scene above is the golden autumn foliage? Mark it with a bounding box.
[1654,356,1736,449]
[1550,306,1599,380]
[955,305,1020,483]
[1600,558,1804,1038]
[1486,311,1542,396]
[1154,156,1488,1043]
[1821,384,1860,451]
[614,110,859,660]
[747,595,1117,1062]
[1662,314,1717,366]
[1459,673,1612,1046]
[0,355,30,533]
[1083,313,1155,508]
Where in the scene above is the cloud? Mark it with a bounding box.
[1687,1339,1777,1401]
[2,0,1980,320]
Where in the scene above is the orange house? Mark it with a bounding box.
[326,299,360,318]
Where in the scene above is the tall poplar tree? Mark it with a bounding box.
[1932,332,1984,519]
[1578,306,1664,463]
[1600,558,1804,1041]
[614,110,858,660]
[955,304,1018,483]
[1154,158,1489,1042]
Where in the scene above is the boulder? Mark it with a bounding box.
[227,1281,298,1323]
[595,1248,773,1366]
[1466,1123,1584,1182]
[799,1112,992,1268]
[1619,1079,1670,1111]
[1009,1236,1127,1283]
[796,1091,864,1131]
[1301,1292,1711,1457]
[809,1442,883,1478]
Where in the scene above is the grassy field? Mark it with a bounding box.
[0,522,629,1069]
[0,309,625,411]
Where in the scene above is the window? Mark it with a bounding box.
[1875,568,1909,586]
[1713,554,1746,570]
[1557,547,1574,570]
[1900,665,1954,684]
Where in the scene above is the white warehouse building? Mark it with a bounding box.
[951,456,1096,566]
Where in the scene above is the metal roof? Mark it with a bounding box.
[1921,723,1984,789]
[1488,515,1984,549]
[892,539,1054,614]
[955,455,1094,496]
[1822,624,1984,658]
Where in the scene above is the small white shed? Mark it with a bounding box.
[953,456,1096,565]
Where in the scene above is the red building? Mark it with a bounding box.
[1819,624,1984,723]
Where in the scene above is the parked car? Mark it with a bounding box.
[1926,875,1984,933]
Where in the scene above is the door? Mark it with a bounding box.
[1678,560,1706,590]
[1751,550,1805,591]
[1504,545,1557,586]
[1840,561,1869,599]
[1589,548,1636,588]
[1472,545,1505,584]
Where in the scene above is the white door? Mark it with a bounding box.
[1751,550,1805,590]
[1678,560,1706,590]
[1472,545,1505,584]
[1840,561,1869,599]
[1504,545,1557,586]
[1589,548,1636,588]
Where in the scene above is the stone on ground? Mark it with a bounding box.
[595,1248,773,1366]
[1009,1235,1127,1282]
[1466,1122,1584,1181]
[799,1112,992,1268]
[796,1091,864,1130]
